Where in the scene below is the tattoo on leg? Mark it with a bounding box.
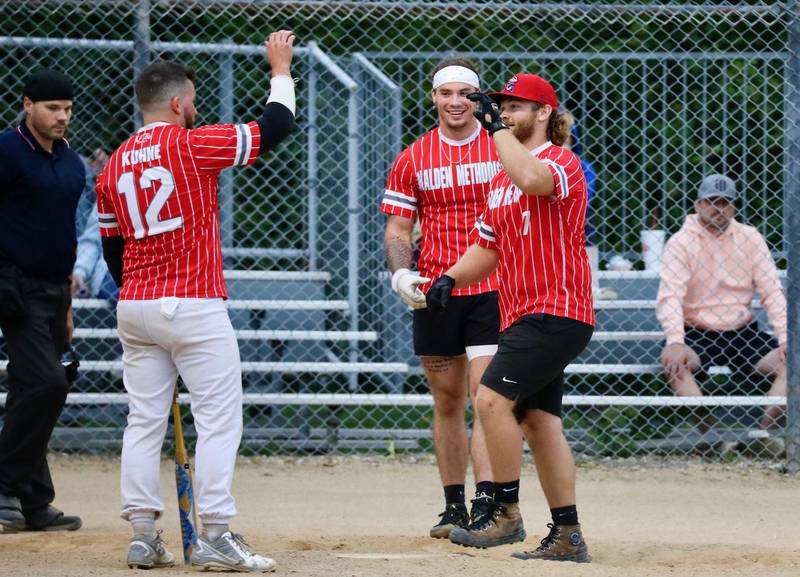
[423,357,455,374]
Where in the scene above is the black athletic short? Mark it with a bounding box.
[413,292,499,357]
[684,321,778,380]
[481,313,594,419]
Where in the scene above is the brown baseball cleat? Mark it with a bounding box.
[511,523,591,563]
[448,501,526,548]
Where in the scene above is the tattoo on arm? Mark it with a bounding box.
[422,357,456,374]
[384,235,412,273]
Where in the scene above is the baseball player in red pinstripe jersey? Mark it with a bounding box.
[427,73,595,562]
[96,31,296,572]
[381,58,504,538]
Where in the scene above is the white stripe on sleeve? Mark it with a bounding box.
[542,159,569,200]
[234,124,245,166]
[238,123,253,165]
[476,217,495,242]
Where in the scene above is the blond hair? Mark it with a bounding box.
[547,109,572,147]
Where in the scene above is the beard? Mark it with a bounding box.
[183,109,195,129]
[700,212,732,233]
[31,115,66,141]
[510,119,535,143]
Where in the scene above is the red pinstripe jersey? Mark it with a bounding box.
[476,141,595,330]
[381,124,501,296]
[96,121,261,300]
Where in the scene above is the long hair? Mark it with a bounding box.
[527,102,571,146]
[546,108,572,147]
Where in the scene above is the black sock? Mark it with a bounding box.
[551,505,578,526]
[475,481,495,501]
[444,484,465,505]
[494,480,519,504]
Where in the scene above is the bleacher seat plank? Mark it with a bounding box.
[58,328,377,341]
[72,299,350,311]
[0,360,406,374]
[1,392,784,408]
[594,299,762,310]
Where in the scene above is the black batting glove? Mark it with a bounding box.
[467,92,509,136]
[426,275,456,312]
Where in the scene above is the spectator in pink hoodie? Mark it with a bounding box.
[656,174,786,432]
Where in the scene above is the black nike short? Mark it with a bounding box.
[413,292,499,357]
[481,313,594,419]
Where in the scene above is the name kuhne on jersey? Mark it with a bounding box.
[121,144,161,167]
[415,160,502,191]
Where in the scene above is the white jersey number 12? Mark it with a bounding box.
[117,166,183,239]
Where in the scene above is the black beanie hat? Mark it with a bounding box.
[23,69,74,102]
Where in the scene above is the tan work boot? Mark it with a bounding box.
[511,523,591,563]
[448,501,526,548]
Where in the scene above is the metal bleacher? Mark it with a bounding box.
[0,268,786,453]
[52,270,408,377]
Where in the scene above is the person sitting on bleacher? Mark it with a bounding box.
[656,174,787,438]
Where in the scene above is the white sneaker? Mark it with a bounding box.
[190,531,276,572]
[127,532,176,569]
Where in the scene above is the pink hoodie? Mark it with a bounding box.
[656,214,787,346]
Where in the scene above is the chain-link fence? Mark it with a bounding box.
[0,0,798,465]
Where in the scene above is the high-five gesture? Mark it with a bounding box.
[265,30,295,77]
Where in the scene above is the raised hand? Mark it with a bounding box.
[467,92,508,136]
[265,30,295,77]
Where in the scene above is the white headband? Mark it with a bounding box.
[432,65,480,90]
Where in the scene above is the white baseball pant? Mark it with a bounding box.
[118,297,243,524]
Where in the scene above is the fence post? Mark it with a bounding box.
[347,76,361,391]
[785,0,800,474]
[307,54,319,271]
[132,0,151,128]
[218,39,235,254]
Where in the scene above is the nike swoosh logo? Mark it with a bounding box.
[501,487,516,492]
[502,377,517,384]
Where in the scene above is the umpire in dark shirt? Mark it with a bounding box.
[0,70,84,532]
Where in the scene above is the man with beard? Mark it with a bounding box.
[657,175,787,443]
[427,73,594,562]
[0,69,85,534]
[96,31,296,571]
[381,57,502,539]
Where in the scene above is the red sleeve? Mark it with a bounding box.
[380,149,418,219]
[95,172,120,238]
[187,121,262,172]
[541,149,585,201]
[475,208,496,250]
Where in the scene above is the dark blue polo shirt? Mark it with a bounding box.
[0,121,85,281]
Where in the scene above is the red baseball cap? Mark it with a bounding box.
[488,73,558,109]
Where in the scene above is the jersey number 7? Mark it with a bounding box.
[117,166,183,239]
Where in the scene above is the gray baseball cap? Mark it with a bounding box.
[697,174,737,201]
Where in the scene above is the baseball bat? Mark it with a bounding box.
[172,385,199,564]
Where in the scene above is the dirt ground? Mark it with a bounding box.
[0,455,798,577]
